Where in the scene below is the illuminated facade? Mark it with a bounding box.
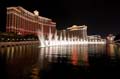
[6,6,56,35]
[88,35,101,40]
[67,25,87,39]
[106,34,115,43]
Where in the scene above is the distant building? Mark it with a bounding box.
[6,6,56,35]
[88,35,101,40]
[66,25,87,39]
[106,34,115,43]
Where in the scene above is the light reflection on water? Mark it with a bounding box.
[38,45,89,66]
[106,44,115,58]
[0,44,120,79]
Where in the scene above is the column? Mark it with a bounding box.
[29,20,31,34]
[19,14,22,35]
[26,14,28,34]
[82,29,84,39]
[6,13,9,32]
[31,20,33,34]
[23,16,25,35]
[18,14,20,34]
[16,15,18,34]
[83,28,87,39]
[27,14,29,34]
[26,18,28,35]
[32,20,35,33]
[14,14,16,33]
[11,14,13,32]
[20,15,22,34]
[81,30,83,39]
[18,14,21,35]
[28,20,30,34]
[83,29,85,39]
[23,14,25,35]
[24,17,27,35]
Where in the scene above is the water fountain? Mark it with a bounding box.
[38,28,106,47]
[38,26,46,47]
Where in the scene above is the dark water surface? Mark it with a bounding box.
[0,44,120,79]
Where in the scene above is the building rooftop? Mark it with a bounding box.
[7,6,52,21]
[67,25,87,31]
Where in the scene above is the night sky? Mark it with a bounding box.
[0,0,120,36]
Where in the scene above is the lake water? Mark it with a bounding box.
[0,44,120,79]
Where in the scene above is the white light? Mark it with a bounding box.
[37,29,106,47]
[34,10,39,16]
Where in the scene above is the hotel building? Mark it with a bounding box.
[57,25,87,41]
[66,25,87,39]
[6,6,56,35]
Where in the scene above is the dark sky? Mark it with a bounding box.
[0,0,120,36]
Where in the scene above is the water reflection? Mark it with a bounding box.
[71,45,89,66]
[114,44,120,58]
[0,45,39,79]
[106,44,115,59]
[0,44,120,79]
[38,45,89,66]
[88,44,106,55]
[71,46,78,65]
